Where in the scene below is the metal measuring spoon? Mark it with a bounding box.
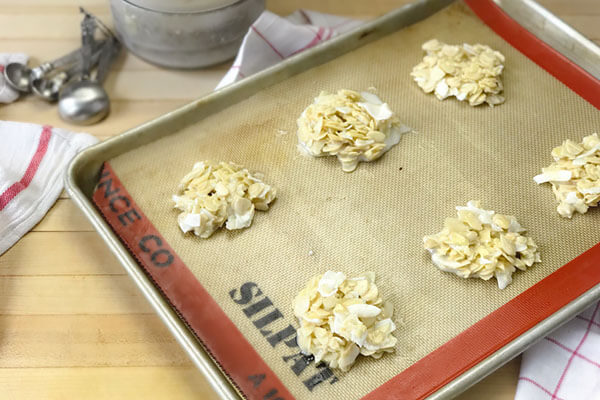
[58,10,121,125]
[58,28,120,125]
[58,12,104,124]
[32,45,104,102]
[31,72,69,102]
[3,47,83,93]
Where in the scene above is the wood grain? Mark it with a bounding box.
[0,367,221,400]
[0,276,152,315]
[0,314,194,367]
[32,200,95,232]
[0,232,121,275]
[0,0,594,399]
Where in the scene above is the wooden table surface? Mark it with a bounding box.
[0,0,597,399]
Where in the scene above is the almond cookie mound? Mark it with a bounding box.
[423,201,540,289]
[297,89,411,172]
[292,271,397,372]
[411,39,505,107]
[534,133,600,218]
[172,161,276,238]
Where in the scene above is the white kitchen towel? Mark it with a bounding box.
[220,9,600,400]
[515,301,600,400]
[216,10,363,89]
[0,121,98,255]
[0,53,28,103]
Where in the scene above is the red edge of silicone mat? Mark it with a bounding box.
[92,163,295,400]
[364,0,600,398]
[90,1,600,399]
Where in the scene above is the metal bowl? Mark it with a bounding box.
[109,0,264,69]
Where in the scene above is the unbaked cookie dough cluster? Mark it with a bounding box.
[297,89,411,172]
[411,39,505,107]
[172,161,276,238]
[534,133,600,218]
[293,271,396,372]
[423,201,541,290]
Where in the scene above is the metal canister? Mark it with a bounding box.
[109,0,264,69]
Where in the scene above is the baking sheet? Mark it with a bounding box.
[97,2,600,399]
[66,0,600,398]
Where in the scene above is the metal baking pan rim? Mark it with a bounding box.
[433,283,600,399]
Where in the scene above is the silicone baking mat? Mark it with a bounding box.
[92,1,600,399]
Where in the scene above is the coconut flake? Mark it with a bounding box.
[533,170,572,184]
[357,101,393,121]
[318,271,347,297]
